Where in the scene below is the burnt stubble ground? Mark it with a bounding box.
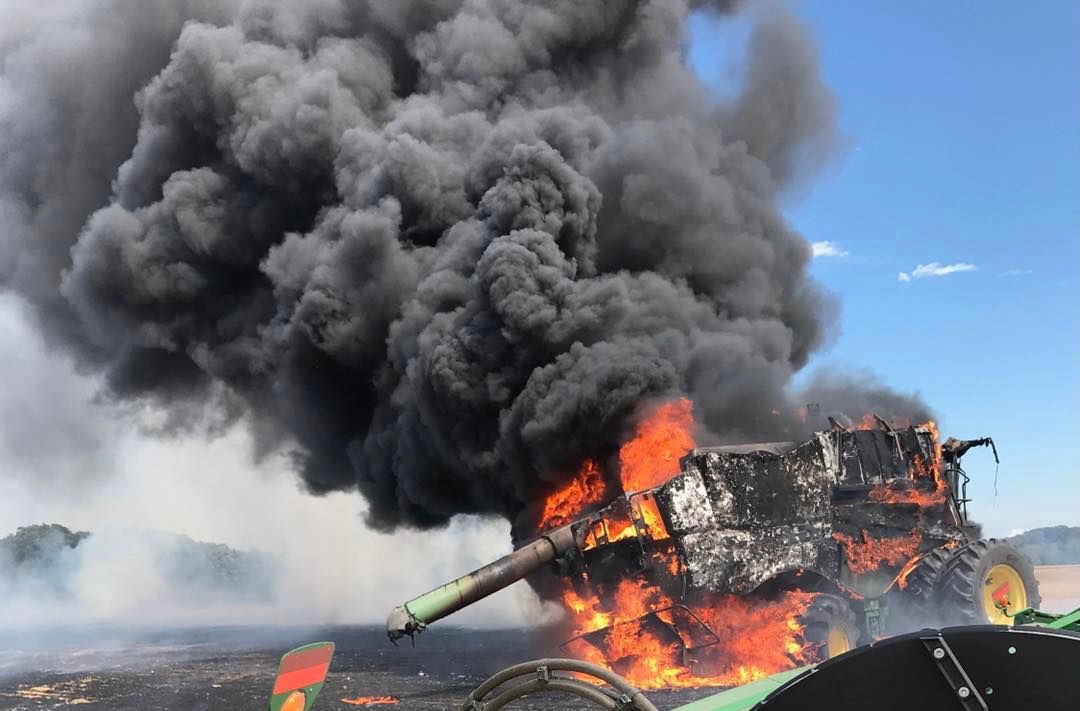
[0,626,713,711]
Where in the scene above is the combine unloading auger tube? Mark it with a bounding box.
[459,621,1080,711]
[386,524,577,642]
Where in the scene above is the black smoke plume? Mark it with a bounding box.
[0,0,927,530]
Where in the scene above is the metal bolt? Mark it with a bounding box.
[932,647,945,659]
[958,687,971,699]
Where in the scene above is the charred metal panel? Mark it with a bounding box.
[564,423,950,602]
[781,439,834,523]
[679,453,739,528]
[676,524,834,594]
[654,438,835,595]
[834,428,936,486]
[676,439,832,530]
[655,467,717,535]
[832,500,962,546]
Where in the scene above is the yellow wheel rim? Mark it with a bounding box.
[982,563,1028,624]
[826,624,853,657]
[281,690,307,711]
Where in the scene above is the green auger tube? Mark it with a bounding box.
[386,524,577,642]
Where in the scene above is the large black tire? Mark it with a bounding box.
[801,593,860,660]
[937,538,1041,626]
[893,547,953,631]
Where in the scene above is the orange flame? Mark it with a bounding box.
[539,398,821,689]
[925,420,943,485]
[341,697,400,706]
[833,530,922,575]
[563,579,816,689]
[894,552,925,590]
[619,399,695,493]
[537,404,954,689]
[538,398,696,531]
[867,420,946,507]
[540,459,607,529]
[854,414,880,430]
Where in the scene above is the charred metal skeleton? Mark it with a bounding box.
[388,421,1037,672]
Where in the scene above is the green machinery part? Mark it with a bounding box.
[387,524,576,642]
[677,606,1080,711]
[268,642,335,711]
[277,607,1079,711]
[456,606,1080,711]
[671,668,808,711]
[1012,605,1080,632]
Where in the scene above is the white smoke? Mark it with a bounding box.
[0,295,557,629]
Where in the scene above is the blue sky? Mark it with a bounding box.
[689,1,1079,535]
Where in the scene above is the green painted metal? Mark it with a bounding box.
[406,576,480,623]
[1012,606,1080,631]
[670,606,1080,711]
[669,667,811,711]
[268,642,335,711]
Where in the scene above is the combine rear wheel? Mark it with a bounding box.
[800,594,859,659]
[892,547,953,630]
[937,538,1040,625]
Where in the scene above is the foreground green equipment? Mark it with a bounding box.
[458,607,1080,711]
[271,608,1078,711]
[1012,605,1080,632]
[268,642,335,711]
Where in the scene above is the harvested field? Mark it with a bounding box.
[1036,564,1080,611]
[1,566,1075,711]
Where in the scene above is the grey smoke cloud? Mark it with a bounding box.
[0,0,927,532]
[0,424,545,629]
[0,296,113,487]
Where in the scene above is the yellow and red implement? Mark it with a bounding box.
[269,642,335,711]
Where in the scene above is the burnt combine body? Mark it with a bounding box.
[388,420,1039,680]
[564,425,959,610]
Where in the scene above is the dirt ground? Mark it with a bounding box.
[1035,565,1080,611]
[0,626,714,711]
[1,567,1075,711]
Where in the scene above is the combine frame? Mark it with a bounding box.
[388,420,1041,677]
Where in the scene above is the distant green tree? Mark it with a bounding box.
[1008,526,1080,565]
[0,523,89,564]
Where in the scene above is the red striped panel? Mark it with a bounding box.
[273,663,331,694]
[279,646,334,674]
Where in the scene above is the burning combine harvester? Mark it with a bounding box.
[387,401,1040,689]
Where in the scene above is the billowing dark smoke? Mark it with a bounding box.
[0,0,928,530]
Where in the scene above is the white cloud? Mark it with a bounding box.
[1000,269,1033,277]
[898,262,977,282]
[811,241,849,259]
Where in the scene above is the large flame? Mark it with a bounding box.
[541,458,607,529]
[832,530,923,575]
[619,399,695,493]
[541,399,817,689]
[563,580,817,689]
[537,407,947,689]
